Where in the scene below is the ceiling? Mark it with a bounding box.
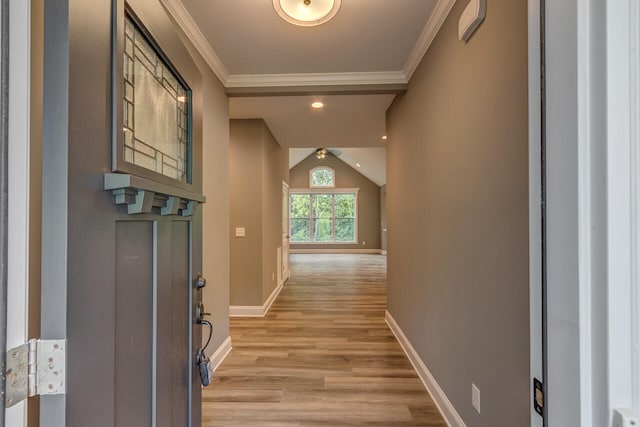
[229,94,394,148]
[160,0,456,184]
[289,147,386,186]
[173,0,438,76]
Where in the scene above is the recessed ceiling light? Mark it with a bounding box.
[311,101,324,109]
[273,0,342,27]
[381,135,388,140]
[356,163,361,168]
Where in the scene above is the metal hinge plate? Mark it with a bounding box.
[533,377,544,417]
[5,339,66,407]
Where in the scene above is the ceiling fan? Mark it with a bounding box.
[315,148,342,159]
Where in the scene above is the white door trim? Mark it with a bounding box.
[544,0,608,424]
[527,0,543,425]
[607,0,640,417]
[5,0,31,425]
[282,181,290,281]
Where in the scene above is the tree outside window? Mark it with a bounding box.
[310,167,335,188]
[290,191,357,243]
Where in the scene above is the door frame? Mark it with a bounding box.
[5,0,31,425]
[527,0,543,425]
[542,0,608,424]
[281,180,290,283]
[541,0,640,425]
[606,0,640,418]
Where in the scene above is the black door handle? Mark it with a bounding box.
[195,301,210,324]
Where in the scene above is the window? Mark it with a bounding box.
[122,13,191,183]
[309,167,335,188]
[290,190,358,243]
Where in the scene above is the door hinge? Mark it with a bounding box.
[5,339,66,407]
[533,377,544,417]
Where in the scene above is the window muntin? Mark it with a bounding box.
[123,14,191,183]
[334,193,356,242]
[290,194,311,242]
[290,190,357,243]
[309,167,335,188]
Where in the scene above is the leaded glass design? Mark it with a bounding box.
[123,15,190,182]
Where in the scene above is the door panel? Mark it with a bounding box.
[170,220,190,426]
[156,221,171,427]
[156,219,193,427]
[115,221,154,426]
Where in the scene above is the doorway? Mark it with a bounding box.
[281,180,290,283]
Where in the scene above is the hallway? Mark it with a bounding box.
[203,254,446,426]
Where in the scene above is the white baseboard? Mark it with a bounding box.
[290,248,384,254]
[229,281,283,317]
[208,336,232,372]
[385,310,466,427]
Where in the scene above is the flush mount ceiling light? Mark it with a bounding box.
[273,0,342,27]
[311,101,324,108]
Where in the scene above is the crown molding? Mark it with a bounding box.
[403,0,456,80]
[160,0,230,85]
[225,84,407,97]
[225,71,408,88]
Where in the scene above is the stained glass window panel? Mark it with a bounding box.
[123,14,190,183]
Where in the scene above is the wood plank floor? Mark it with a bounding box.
[203,254,446,426]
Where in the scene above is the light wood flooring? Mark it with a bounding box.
[203,254,446,426]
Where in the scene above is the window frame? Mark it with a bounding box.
[289,188,359,244]
[113,5,195,191]
[309,166,336,188]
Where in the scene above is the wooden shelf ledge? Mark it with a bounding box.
[104,173,206,216]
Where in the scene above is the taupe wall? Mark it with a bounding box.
[289,153,381,250]
[229,119,288,306]
[386,1,530,426]
[189,39,231,355]
[230,120,264,306]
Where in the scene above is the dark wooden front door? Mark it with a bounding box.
[38,1,204,425]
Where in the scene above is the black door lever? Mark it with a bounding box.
[195,301,210,324]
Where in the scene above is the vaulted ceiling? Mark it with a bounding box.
[160,0,456,182]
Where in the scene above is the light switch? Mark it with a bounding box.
[235,227,245,237]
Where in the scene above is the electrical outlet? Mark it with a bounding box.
[235,227,245,237]
[472,383,481,414]
[362,241,366,246]
[272,272,275,281]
